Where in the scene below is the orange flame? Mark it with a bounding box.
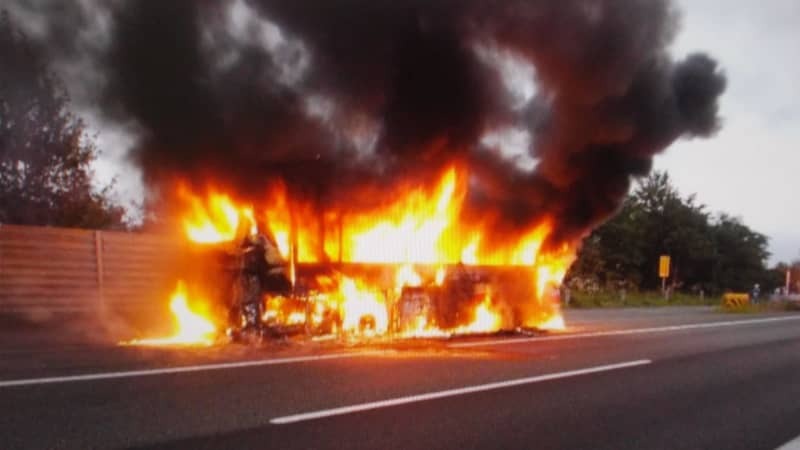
[180,186,258,245]
[338,277,389,335]
[538,312,566,331]
[435,266,447,286]
[396,264,423,292]
[148,165,574,341]
[457,294,503,334]
[125,281,217,346]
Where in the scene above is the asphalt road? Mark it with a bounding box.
[2,307,800,449]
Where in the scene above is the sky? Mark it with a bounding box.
[659,0,800,263]
[16,0,795,264]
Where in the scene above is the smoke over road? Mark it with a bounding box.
[5,0,725,247]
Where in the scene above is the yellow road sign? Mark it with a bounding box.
[659,255,670,278]
[722,293,750,308]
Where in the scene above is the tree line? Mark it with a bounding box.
[566,171,794,295]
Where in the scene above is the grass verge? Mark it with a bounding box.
[567,291,718,309]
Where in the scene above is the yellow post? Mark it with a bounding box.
[659,255,670,298]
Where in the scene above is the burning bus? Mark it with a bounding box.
[129,165,571,345]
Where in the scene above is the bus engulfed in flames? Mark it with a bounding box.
[135,165,573,345]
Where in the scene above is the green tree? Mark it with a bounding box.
[568,197,646,290]
[568,171,772,295]
[626,171,715,290]
[710,214,770,292]
[0,11,124,229]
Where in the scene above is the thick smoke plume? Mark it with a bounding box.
[8,0,725,247]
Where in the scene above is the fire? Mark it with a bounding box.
[396,264,423,292]
[345,168,463,264]
[538,312,566,331]
[135,164,575,343]
[535,248,574,299]
[435,266,447,286]
[338,277,389,335]
[457,294,503,334]
[126,281,217,346]
[177,166,569,271]
[286,311,307,325]
[182,191,240,244]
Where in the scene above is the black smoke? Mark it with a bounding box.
[5,0,726,247]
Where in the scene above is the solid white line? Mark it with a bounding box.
[270,359,651,424]
[777,434,800,450]
[450,315,800,348]
[0,352,381,388]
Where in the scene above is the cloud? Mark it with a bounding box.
[657,0,800,263]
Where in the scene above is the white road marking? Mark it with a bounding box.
[270,359,651,424]
[778,434,800,449]
[0,352,381,388]
[450,315,800,348]
[4,315,795,389]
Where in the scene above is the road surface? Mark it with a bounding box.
[1,307,800,449]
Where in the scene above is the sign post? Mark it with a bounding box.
[659,255,671,299]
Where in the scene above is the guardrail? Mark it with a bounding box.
[0,224,184,315]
